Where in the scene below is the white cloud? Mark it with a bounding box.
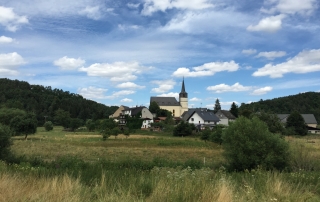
[157,92,179,100]
[0,6,28,32]
[79,61,151,82]
[242,49,257,55]
[0,36,14,43]
[251,86,273,95]
[127,3,140,9]
[207,82,252,93]
[78,86,108,100]
[107,90,136,99]
[141,0,213,16]
[262,0,317,15]
[0,52,26,76]
[121,98,133,103]
[78,6,102,20]
[54,56,85,70]
[253,49,320,78]
[172,61,239,77]
[256,51,287,60]
[190,97,202,102]
[116,82,145,89]
[151,79,176,93]
[247,14,285,33]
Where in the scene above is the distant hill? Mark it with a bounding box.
[239,92,320,123]
[0,78,118,125]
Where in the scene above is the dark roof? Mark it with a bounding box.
[187,110,220,122]
[150,97,180,106]
[277,114,318,124]
[218,110,236,119]
[181,108,208,120]
[123,106,145,116]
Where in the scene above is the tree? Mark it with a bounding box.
[149,101,160,114]
[222,116,289,171]
[239,109,252,118]
[102,128,111,140]
[210,125,223,145]
[54,109,71,128]
[173,121,194,136]
[286,111,307,136]
[10,113,37,140]
[200,128,211,142]
[86,119,95,132]
[213,98,221,113]
[0,108,26,126]
[253,112,284,134]
[229,102,238,117]
[69,118,83,132]
[111,127,121,139]
[44,121,53,131]
[0,124,13,160]
[124,129,130,138]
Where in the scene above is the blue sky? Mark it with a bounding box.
[1,0,320,110]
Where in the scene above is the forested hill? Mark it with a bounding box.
[0,78,118,125]
[239,92,320,122]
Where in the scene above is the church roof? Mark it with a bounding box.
[150,97,180,106]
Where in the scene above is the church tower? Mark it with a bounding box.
[179,78,188,113]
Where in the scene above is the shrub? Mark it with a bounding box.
[43,121,53,131]
[210,125,223,145]
[173,121,193,136]
[0,123,13,160]
[286,111,307,136]
[200,128,211,142]
[222,116,290,171]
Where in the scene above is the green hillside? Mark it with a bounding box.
[239,92,320,122]
[0,78,118,125]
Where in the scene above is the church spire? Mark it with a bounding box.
[181,77,186,93]
[179,77,188,98]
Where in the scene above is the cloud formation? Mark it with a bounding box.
[190,97,202,102]
[172,61,239,77]
[141,0,213,16]
[262,0,317,15]
[207,82,252,93]
[0,52,26,76]
[79,62,150,82]
[116,82,145,89]
[121,98,133,103]
[78,6,103,20]
[256,51,287,60]
[247,14,285,33]
[251,86,273,95]
[253,49,320,78]
[242,49,257,55]
[157,92,179,101]
[78,86,108,99]
[54,56,85,70]
[151,79,176,93]
[0,6,28,32]
[0,36,14,43]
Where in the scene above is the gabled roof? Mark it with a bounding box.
[277,114,318,124]
[150,97,180,106]
[217,110,236,119]
[123,106,145,116]
[186,110,220,122]
[181,108,208,121]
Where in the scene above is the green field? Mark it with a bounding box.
[1,127,320,201]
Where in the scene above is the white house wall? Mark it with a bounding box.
[141,119,153,129]
[188,113,203,125]
[218,119,229,126]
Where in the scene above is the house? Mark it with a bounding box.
[277,114,318,128]
[215,110,236,126]
[141,107,155,119]
[109,105,129,119]
[141,118,153,130]
[277,114,319,134]
[122,106,145,117]
[181,108,208,121]
[186,109,220,130]
[141,108,155,130]
[150,78,188,117]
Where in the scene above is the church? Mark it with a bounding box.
[150,79,188,117]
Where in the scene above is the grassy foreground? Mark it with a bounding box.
[1,127,320,201]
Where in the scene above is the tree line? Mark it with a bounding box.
[0,78,118,126]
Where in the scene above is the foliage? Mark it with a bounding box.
[69,118,83,131]
[124,129,130,138]
[0,123,13,160]
[239,109,252,118]
[210,125,223,145]
[97,119,118,131]
[85,119,95,132]
[239,92,320,123]
[111,127,121,139]
[9,113,38,139]
[253,112,285,134]
[286,111,307,136]
[200,128,211,142]
[126,116,144,130]
[102,128,111,140]
[213,98,221,113]
[222,116,290,171]
[229,102,239,117]
[173,121,194,136]
[0,108,26,126]
[0,78,118,126]
[43,121,53,131]
[54,109,71,128]
[149,101,160,114]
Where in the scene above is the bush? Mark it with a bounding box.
[210,125,223,145]
[0,124,13,160]
[222,116,290,171]
[200,128,211,142]
[286,111,307,136]
[173,121,194,136]
[43,121,53,131]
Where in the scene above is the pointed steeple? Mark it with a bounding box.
[179,77,188,98]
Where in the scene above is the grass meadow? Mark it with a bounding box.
[1,126,320,201]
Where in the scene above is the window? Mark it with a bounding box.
[191,118,194,121]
